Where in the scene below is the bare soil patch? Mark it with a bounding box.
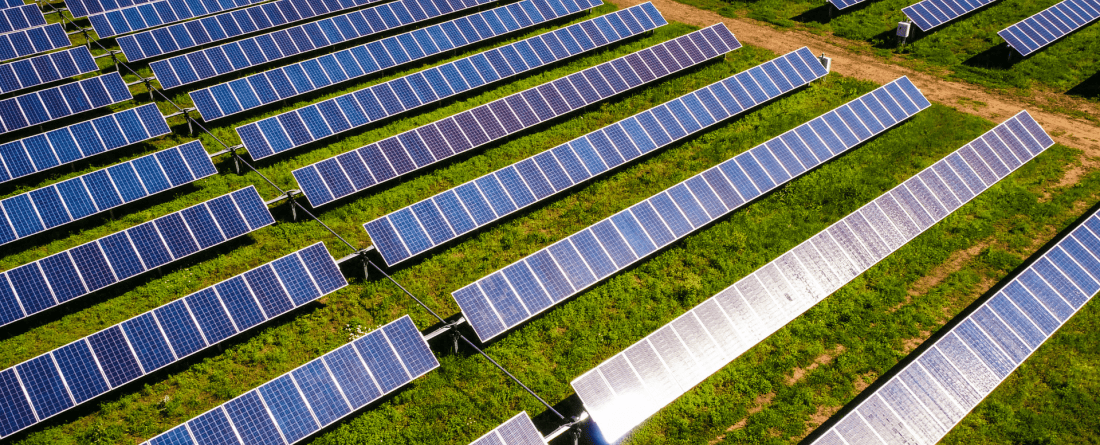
[785,344,846,385]
[707,392,776,444]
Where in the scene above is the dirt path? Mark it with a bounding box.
[613,0,1100,157]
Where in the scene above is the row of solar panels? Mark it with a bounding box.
[153,0,588,91]
[0,23,70,64]
[1000,0,1100,56]
[0,47,99,95]
[67,0,266,19]
[233,0,628,158]
[95,0,379,39]
[0,242,346,438]
[190,0,605,124]
[0,73,131,135]
[295,22,729,209]
[0,4,46,35]
[115,0,393,62]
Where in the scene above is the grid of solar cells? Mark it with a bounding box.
[140,314,438,445]
[469,412,547,445]
[0,243,346,439]
[114,0,391,60]
[366,44,820,270]
[812,181,1097,445]
[67,0,266,19]
[295,19,733,210]
[0,186,274,328]
[94,0,365,39]
[450,76,923,342]
[903,0,1000,31]
[202,0,605,122]
[572,110,1054,443]
[998,0,1100,56]
[0,0,22,9]
[0,103,170,184]
[0,47,99,95]
[0,24,71,63]
[0,141,217,247]
[826,0,873,10]
[0,4,46,34]
[0,73,131,135]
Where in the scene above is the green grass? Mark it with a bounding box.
[2,7,1099,445]
[671,0,1100,105]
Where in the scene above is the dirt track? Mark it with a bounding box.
[612,0,1100,157]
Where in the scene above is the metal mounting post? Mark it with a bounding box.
[287,191,297,221]
[143,79,155,102]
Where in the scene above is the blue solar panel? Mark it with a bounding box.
[0,46,99,94]
[0,141,215,246]
[574,109,1054,443]
[0,186,274,329]
[0,73,130,135]
[0,103,169,184]
[826,0,874,10]
[0,5,46,35]
[903,0,1001,31]
[66,0,266,19]
[999,0,1100,56]
[0,24,70,63]
[141,315,437,445]
[469,412,547,445]
[366,42,825,271]
[0,242,345,439]
[453,75,923,343]
[200,0,604,123]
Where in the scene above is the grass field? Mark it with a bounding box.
[2,3,1098,445]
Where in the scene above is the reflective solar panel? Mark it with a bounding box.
[141,314,438,445]
[999,0,1100,56]
[812,167,1099,445]
[0,47,99,94]
[0,24,71,63]
[0,73,131,135]
[0,103,170,184]
[0,5,46,34]
[573,110,1054,442]
[0,141,216,246]
[451,76,924,343]
[67,0,266,19]
[112,0,396,59]
[0,186,274,328]
[202,0,605,122]
[903,0,1001,31]
[295,20,730,210]
[470,412,547,445]
[366,44,824,270]
[0,243,345,439]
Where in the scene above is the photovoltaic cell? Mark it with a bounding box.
[370,43,827,273]
[141,315,437,445]
[0,73,129,135]
[0,24,70,63]
[469,411,547,445]
[96,0,377,39]
[0,141,216,246]
[903,0,1001,31]
[229,0,613,140]
[0,186,274,331]
[0,47,99,95]
[572,109,1053,442]
[812,168,1099,445]
[999,0,1100,56]
[67,0,266,19]
[0,5,47,36]
[0,103,170,184]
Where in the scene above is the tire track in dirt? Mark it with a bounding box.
[613,0,1100,159]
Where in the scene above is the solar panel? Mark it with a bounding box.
[572,110,1055,442]
[999,0,1100,56]
[194,0,605,120]
[0,0,23,9]
[140,314,438,445]
[112,0,396,59]
[449,76,924,343]
[470,412,547,445]
[827,0,873,10]
[0,73,131,135]
[0,185,274,328]
[0,141,216,246]
[0,242,346,439]
[66,0,267,19]
[294,16,727,210]
[903,0,1000,31]
[234,0,660,160]
[364,45,822,269]
[0,103,171,184]
[0,4,47,34]
[0,47,99,95]
[812,175,1096,445]
[94,0,378,39]
[0,24,71,63]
